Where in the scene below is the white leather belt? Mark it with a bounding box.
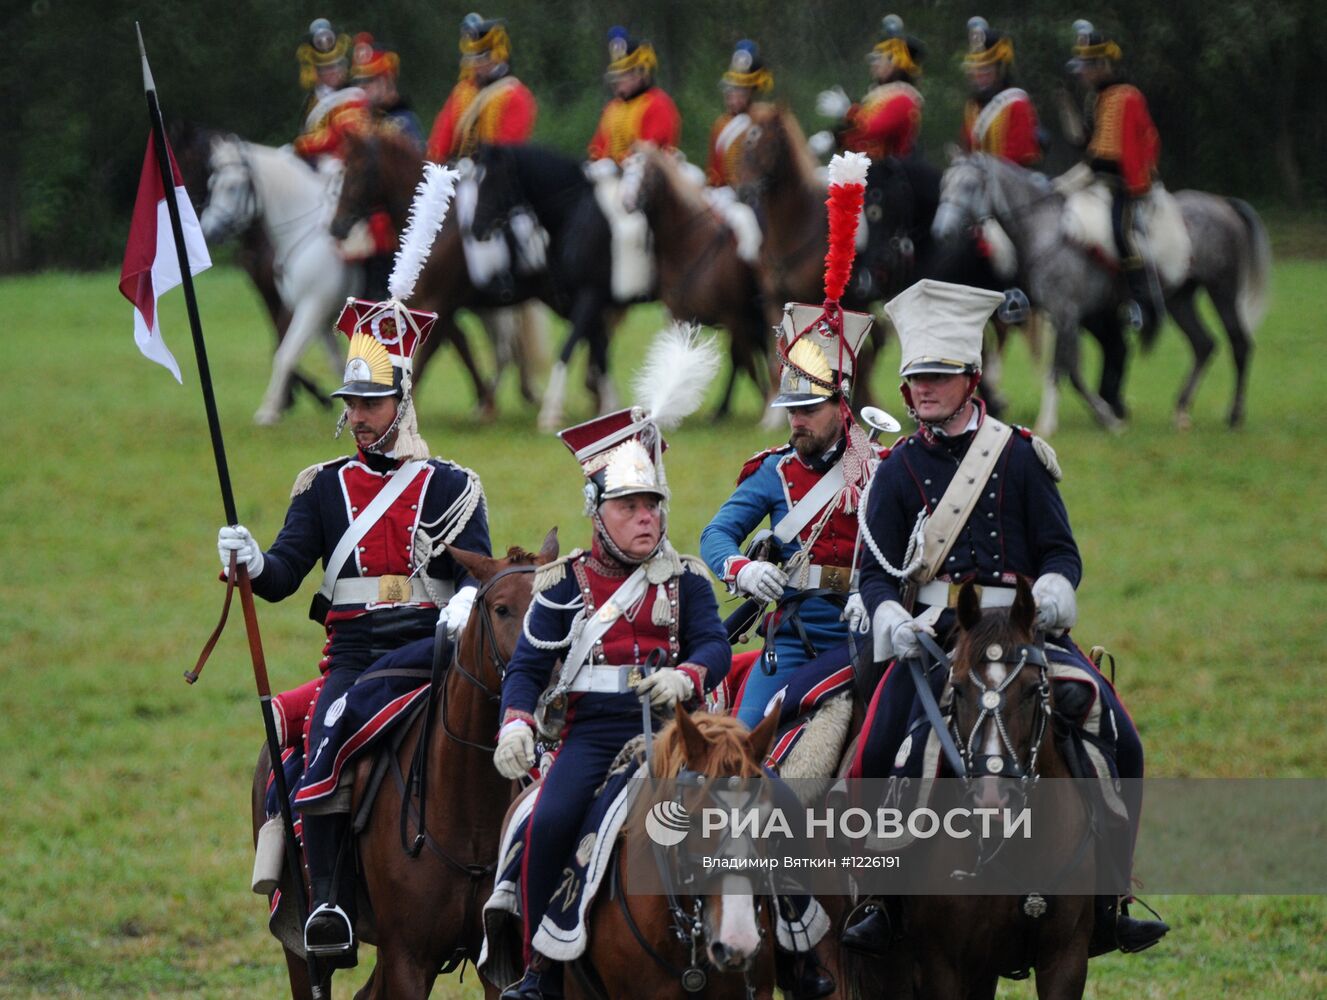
[803,563,856,593]
[916,579,1016,609]
[329,576,451,607]
[567,664,647,695]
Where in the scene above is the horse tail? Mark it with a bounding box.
[1228,197,1271,338]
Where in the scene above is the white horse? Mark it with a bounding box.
[201,137,361,425]
[933,154,1270,436]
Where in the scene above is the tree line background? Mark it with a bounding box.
[1,0,1321,272]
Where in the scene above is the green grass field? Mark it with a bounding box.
[2,253,1325,997]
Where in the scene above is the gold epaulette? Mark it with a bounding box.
[532,548,586,595]
[290,457,349,498]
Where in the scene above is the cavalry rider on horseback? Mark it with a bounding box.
[218,293,491,968]
[701,152,886,727]
[492,330,730,1000]
[588,27,681,165]
[352,33,425,152]
[810,14,924,162]
[961,17,1043,166]
[1068,20,1164,338]
[706,40,773,189]
[837,278,1168,957]
[427,13,538,164]
[294,17,371,164]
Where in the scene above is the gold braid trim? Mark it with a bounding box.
[532,548,585,594]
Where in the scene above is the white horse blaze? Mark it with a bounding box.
[713,875,762,964]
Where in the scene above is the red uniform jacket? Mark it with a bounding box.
[426,75,538,163]
[294,91,372,160]
[706,110,756,187]
[588,87,681,164]
[841,82,922,160]
[1088,83,1159,196]
[962,89,1041,166]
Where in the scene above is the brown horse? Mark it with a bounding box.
[847,579,1095,999]
[251,530,558,999]
[331,129,548,420]
[570,708,785,999]
[621,145,776,418]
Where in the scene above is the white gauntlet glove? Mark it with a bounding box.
[871,600,936,662]
[443,585,478,638]
[842,593,870,634]
[635,668,694,708]
[734,560,788,603]
[807,130,837,159]
[816,86,851,120]
[493,721,535,780]
[217,525,264,578]
[1031,573,1077,634]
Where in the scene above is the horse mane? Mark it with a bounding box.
[640,145,708,215]
[750,104,820,191]
[651,713,764,780]
[501,544,539,565]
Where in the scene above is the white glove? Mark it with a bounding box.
[842,593,870,634]
[808,130,837,159]
[871,600,935,662]
[1031,573,1077,634]
[443,585,478,639]
[636,668,694,708]
[493,721,535,780]
[217,525,264,578]
[734,561,788,603]
[816,86,851,120]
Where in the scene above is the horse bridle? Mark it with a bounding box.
[951,640,1052,783]
[204,143,259,240]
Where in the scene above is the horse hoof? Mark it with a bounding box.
[1173,411,1193,432]
[1033,421,1056,440]
[254,407,282,427]
[537,411,562,433]
[1227,410,1245,429]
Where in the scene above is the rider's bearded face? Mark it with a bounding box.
[787,398,843,460]
[345,395,400,451]
[906,373,974,426]
[599,494,663,560]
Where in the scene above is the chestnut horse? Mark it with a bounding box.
[570,709,785,999]
[252,530,558,999]
[331,130,548,420]
[620,146,775,418]
[845,579,1095,999]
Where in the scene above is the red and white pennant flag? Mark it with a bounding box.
[118,135,211,382]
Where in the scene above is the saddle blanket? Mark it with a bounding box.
[867,643,1128,854]
[479,754,829,985]
[1061,181,1192,288]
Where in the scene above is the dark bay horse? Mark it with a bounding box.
[331,130,548,420]
[571,708,785,999]
[252,530,558,999]
[933,153,1270,435]
[733,104,940,417]
[620,145,775,418]
[468,143,627,431]
[844,580,1095,999]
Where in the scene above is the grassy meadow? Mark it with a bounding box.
[1,248,1325,997]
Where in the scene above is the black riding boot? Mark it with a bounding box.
[500,952,564,1000]
[776,949,836,1000]
[1090,895,1170,957]
[1122,264,1160,340]
[840,898,896,956]
[302,812,358,968]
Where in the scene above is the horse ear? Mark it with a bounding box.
[537,527,559,564]
[745,697,782,765]
[945,142,962,165]
[675,707,708,768]
[449,544,497,584]
[956,581,983,631]
[1012,576,1036,635]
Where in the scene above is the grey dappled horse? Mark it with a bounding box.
[933,154,1270,436]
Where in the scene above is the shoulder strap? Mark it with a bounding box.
[772,459,846,545]
[972,88,1027,145]
[550,565,651,696]
[914,419,1013,585]
[317,460,427,602]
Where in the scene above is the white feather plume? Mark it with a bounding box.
[388,162,460,302]
[633,322,722,430]
[827,150,871,188]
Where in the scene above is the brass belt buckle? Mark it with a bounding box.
[378,574,411,603]
[947,581,981,607]
[625,666,644,692]
[820,565,851,593]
